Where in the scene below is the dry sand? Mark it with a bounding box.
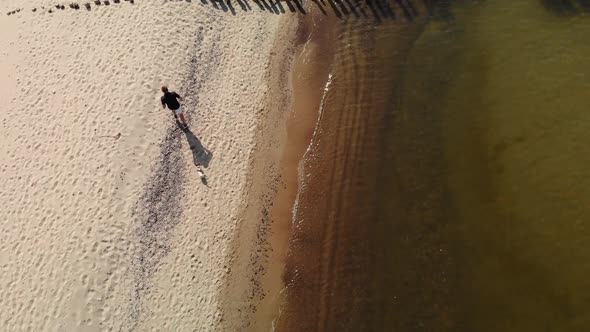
[0,1,298,330]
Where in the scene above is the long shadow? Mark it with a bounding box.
[5,0,446,21]
[395,0,415,21]
[429,0,453,20]
[237,0,252,11]
[179,123,213,169]
[201,0,428,20]
[541,0,590,15]
[226,0,238,15]
[312,0,328,15]
[289,0,307,13]
[327,0,343,18]
[274,0,287,13]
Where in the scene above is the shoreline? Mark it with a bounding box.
[271,2,451,330]
[248,8,341,330]
[252,6,344,330]
[224,4,346,329]
[218,5,342,329]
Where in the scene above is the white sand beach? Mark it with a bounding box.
[0,1,297,330]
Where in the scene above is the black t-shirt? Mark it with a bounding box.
[161,92,181,110]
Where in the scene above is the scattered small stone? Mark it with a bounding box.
[129,0,134,4]
[84,3,91,9]
[32,8,37,12]
[94,0,101,5]
[114,0,120,3]
[48,9,54,13]
[104,0,110,5]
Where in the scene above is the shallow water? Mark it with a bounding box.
[275,0,590,331]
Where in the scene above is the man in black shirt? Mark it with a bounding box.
[161,86,187,128]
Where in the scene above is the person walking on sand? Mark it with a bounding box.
[160,86,187,128]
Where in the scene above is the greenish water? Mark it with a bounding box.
[276,1,590,331]
[405,0,590,330]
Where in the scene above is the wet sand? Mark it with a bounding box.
[249,8,341,331]
[267,1,454,331]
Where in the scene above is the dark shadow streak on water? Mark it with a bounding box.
[540,0,590,15]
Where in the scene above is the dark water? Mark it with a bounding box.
[419,1,590,330]
[276,0,590,331]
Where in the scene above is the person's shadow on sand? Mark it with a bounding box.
[177,122,213,184]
